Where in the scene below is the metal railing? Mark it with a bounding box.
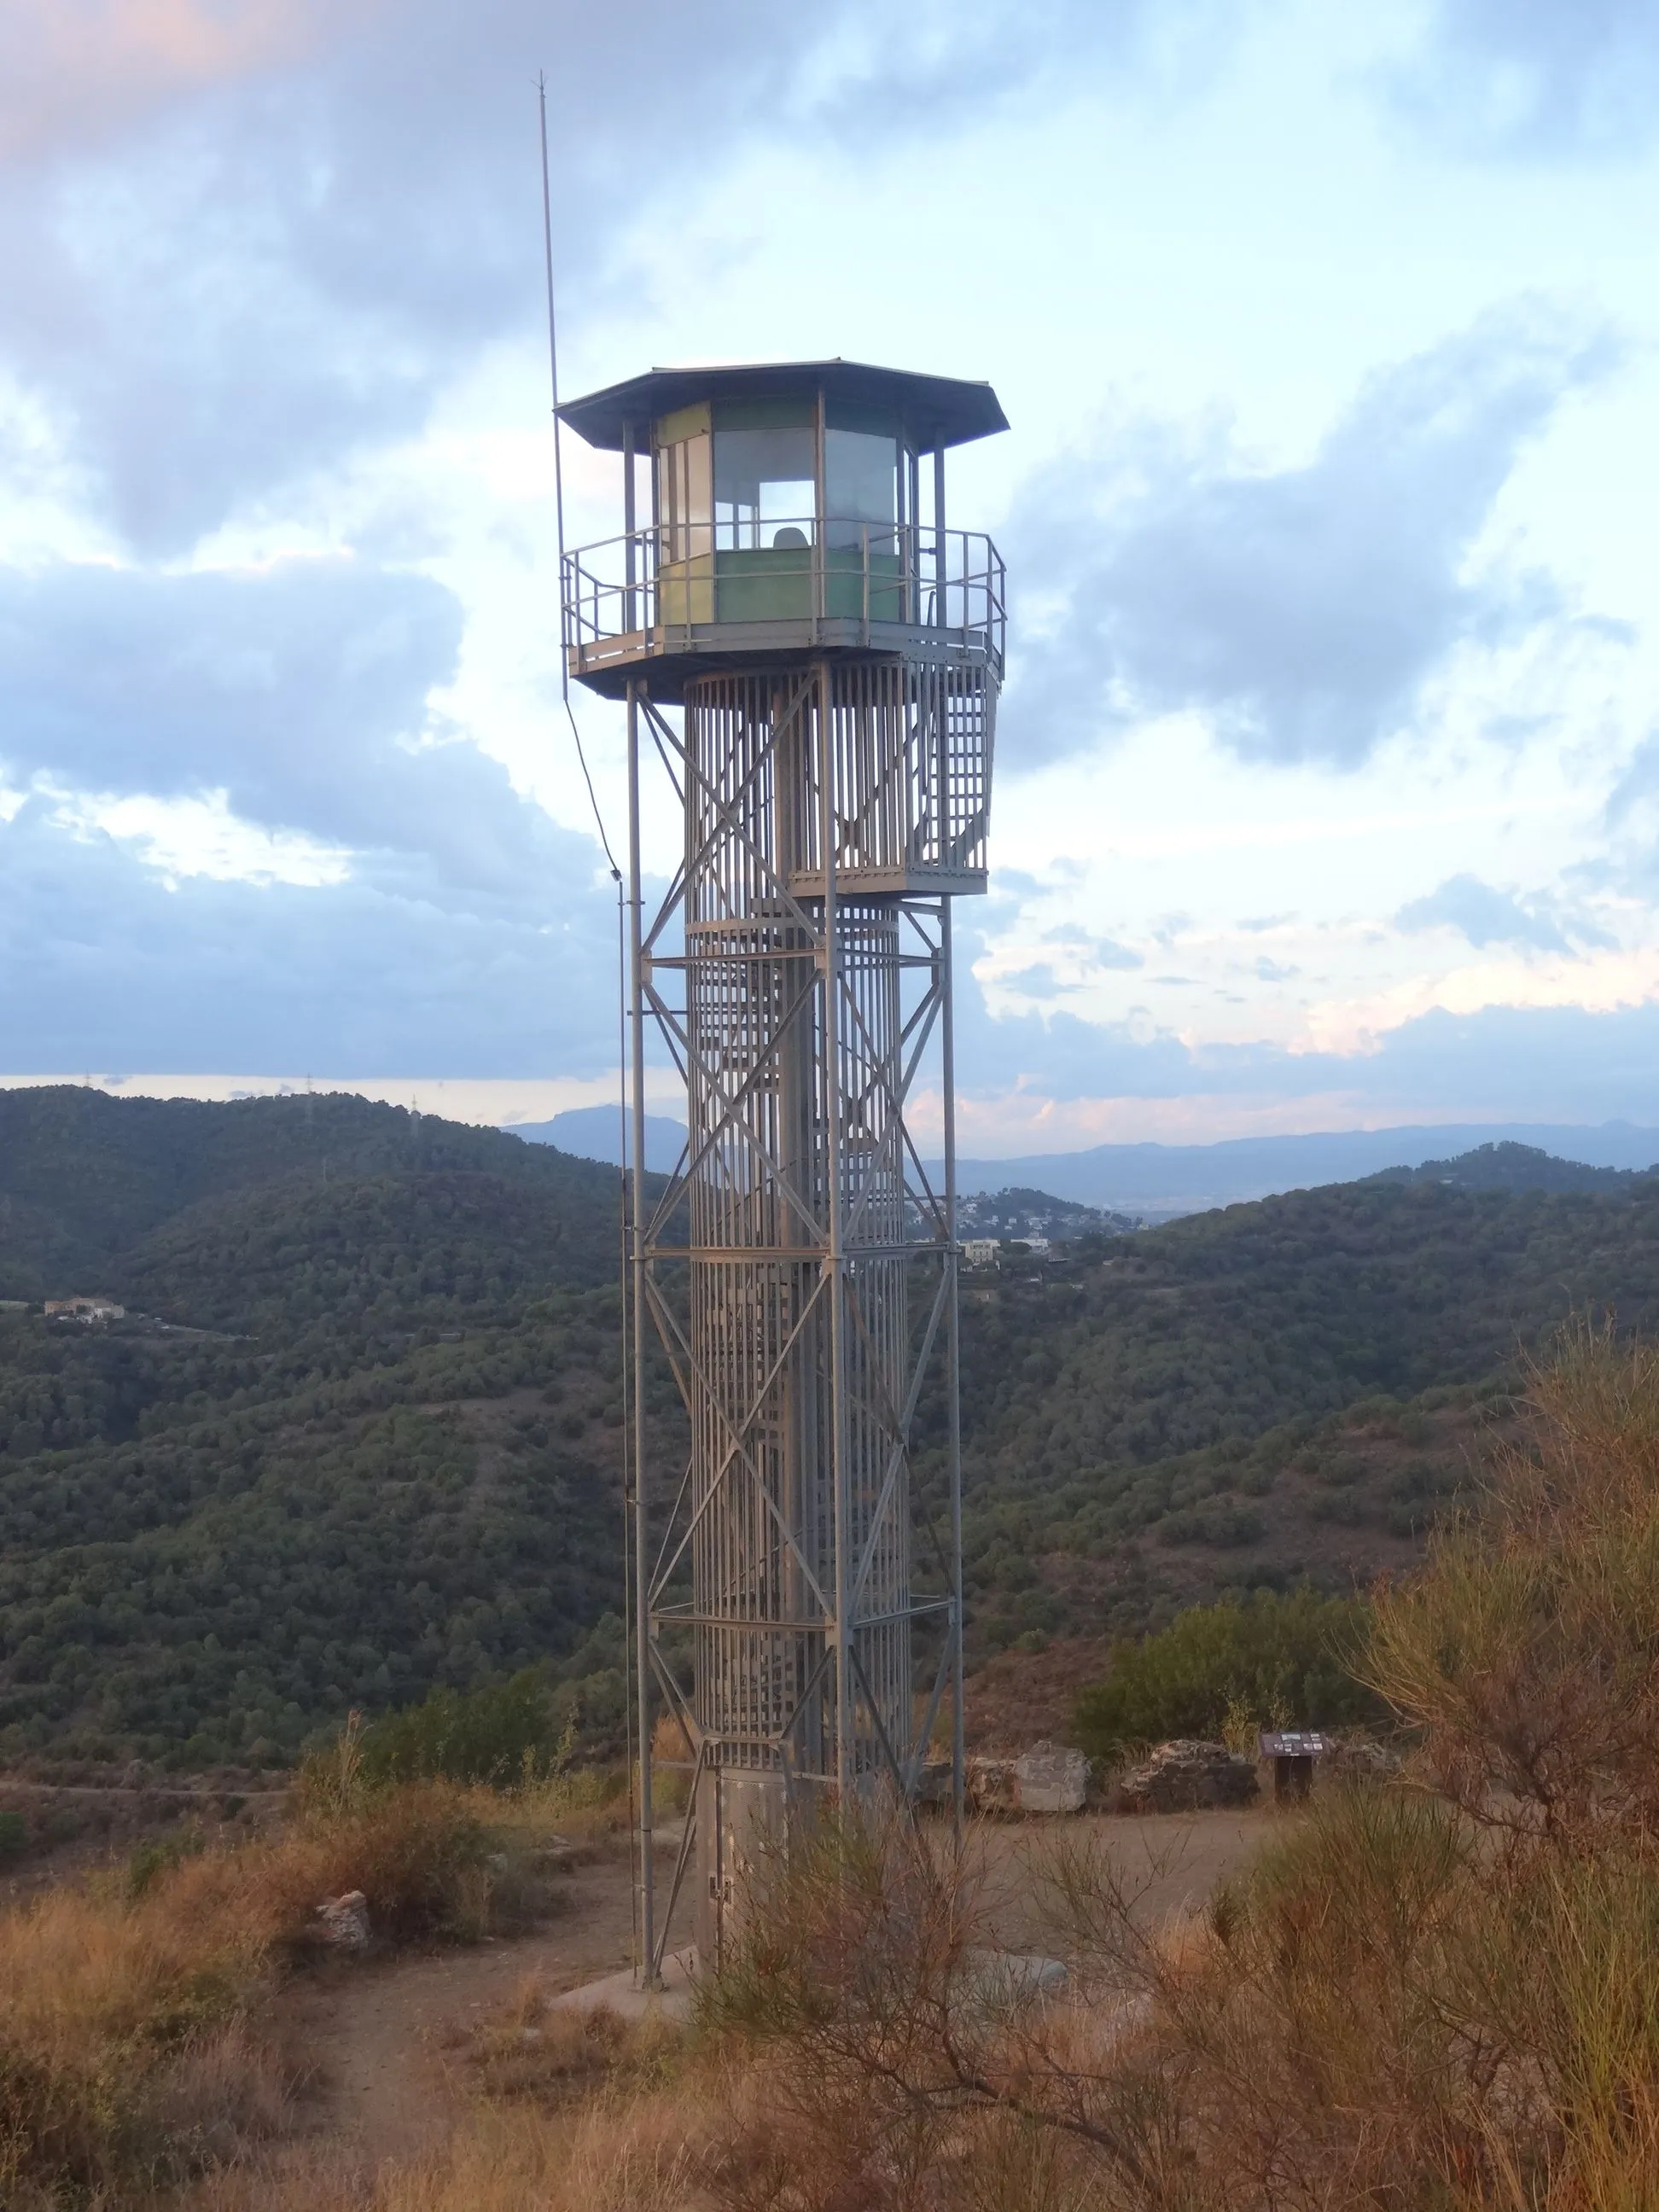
[562,518,1006,673]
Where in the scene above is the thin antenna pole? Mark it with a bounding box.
[538,73,571,709]
[626,681,658,1986]
[538,71,620,880]
[537,77,635,1946]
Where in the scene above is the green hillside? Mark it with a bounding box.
[3,1089,1659,1767]
[0,1089,644,1767]
[941,1173,1659,1648]
[0,1086,621,1302]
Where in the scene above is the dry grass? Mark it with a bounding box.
[0,1774,568,2201]
[185,2043,729,2212]
[1368,1317,1659,1838]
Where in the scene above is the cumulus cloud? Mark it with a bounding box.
[0,0,1179,552]
[1094,936,1144,971]
[1394,871,1581,953]
[0,0,805,548]
[1395,0,1659,159]
[0,789,618,1077]
[0,556,578,905]
[1001,307,1612,771]
[0,550,624,1074]
[955,949,1659,1125]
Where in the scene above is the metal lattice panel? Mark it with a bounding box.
[621,649,992,1973]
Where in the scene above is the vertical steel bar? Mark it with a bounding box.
[820,664,853,1806]
[626,681,658,1985]
[814,387,827,628]
[940,898,965,1834]
[623,420,637,633]
[934,448,946,632]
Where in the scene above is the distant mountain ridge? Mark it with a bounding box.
[511,1105,686,1176]
[1368,1143,1649,1196]
[947,1121,1659,1217]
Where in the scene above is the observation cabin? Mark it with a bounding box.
[559,359,1007,693]
[558,360,1008,899]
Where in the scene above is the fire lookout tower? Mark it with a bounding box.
[558,359,1008,1974]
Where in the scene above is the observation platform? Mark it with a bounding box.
[562,522,1005,703]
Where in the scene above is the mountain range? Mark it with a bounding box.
[521,1108,1659,1220]
[947,1121,1659,1216]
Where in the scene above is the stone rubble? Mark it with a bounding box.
[1012,1740,1091,1813]
[1115,1738,1258,1813]
[314,1889,371,1948]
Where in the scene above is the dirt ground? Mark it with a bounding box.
[279,1807,1273,2168]
[277,1837,650,2165]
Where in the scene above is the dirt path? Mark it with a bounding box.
[980,1805,1273,1949]
[281,1838,656,2165]
[282,1810,1272,2168]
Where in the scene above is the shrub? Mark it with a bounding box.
[0,1776,538,2197]
[353,1670,575,1788]
[1367,1316,1659,1836]
[1072,1586,1383,1763]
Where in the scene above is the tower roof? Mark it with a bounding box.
[558,358,1008,455]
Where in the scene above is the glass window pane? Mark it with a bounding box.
[713,425,817,549]
[824,428,897,550]
[659,433,712,562]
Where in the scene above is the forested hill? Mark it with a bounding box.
[0,1086,621,1305]
[1367,1139,1639,1196]
[4,1091,1659,1770]
[942,1169,1659,1652]
[0,1090,639,1770]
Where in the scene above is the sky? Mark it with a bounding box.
[3,0,1658,1154]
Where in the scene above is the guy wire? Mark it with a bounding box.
[538,73,620,882]
[537,72,637,1957]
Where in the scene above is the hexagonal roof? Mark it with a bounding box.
[557,358,1008,455]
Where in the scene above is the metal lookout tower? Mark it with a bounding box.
[558,360,1008,1974]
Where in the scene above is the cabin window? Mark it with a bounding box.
[824,428,899,550]
[713,401,817,550]
[657,420,713,565]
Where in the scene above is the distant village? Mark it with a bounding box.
[955,1185,1139,1266]
[43,1295,125,1323]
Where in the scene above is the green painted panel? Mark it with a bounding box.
[713,396,814,432]
[702,548,907,625]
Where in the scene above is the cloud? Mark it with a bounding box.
[1000,963,1070,999]
[1095,936,1144,971]
[955,942,1659,1125]
[0,789,618,1078]
[1396,0,1659,159]
[0,550,625,1076]
[1394,871,1576,953]
[0,0,1183,553]
[1001,307,1612,771]
[0,1,352,168]
[0,555,572,905]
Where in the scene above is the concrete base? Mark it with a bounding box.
[546,1947,698,2024]
[696,1765,791,1969]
